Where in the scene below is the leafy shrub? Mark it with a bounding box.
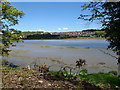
[49,70,73,79]
[108,71,117,76]
[78,70,120,88]
[79,69,87,75]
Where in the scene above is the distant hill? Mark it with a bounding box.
[82,29,100,32]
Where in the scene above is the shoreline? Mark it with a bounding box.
[2,64,119,89]
[23,37,105,40]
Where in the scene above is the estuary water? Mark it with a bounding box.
[7,39,118,73]
[14,39,109,48]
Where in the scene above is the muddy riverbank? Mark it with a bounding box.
[6,42,117,73]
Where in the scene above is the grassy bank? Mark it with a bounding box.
[1,60,120,89]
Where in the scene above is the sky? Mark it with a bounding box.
[11,2,102,32]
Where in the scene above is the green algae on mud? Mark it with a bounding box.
[66,46,78,49]
[84,47,91,49]
[9,43,117,73]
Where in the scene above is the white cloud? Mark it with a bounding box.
[24,29,45,32]
[58,28,62,30]
[63,27,69,30]
[58,27,69,30]
[37,29,45,32]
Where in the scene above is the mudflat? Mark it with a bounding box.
[7,42,117,73]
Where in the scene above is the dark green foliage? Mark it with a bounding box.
[108,71,117,76]
[2,29,23,56]
[50,71,64,76]
[50,71,67,77]
[94,30,106,38]
[50,69,120,88]
[49,70,74,79]
[82,29,99,32]
[78,70,120,88]
[26,33,60,39]
[1,1,25,56]
[79,69,88,76]
[78,2,120,61]
[24,33,78,39]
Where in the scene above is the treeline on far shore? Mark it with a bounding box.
[23,34,76,39]
[22,29,106,39]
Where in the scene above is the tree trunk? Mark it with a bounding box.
[118,57,120,76]
[118,63,120,76]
